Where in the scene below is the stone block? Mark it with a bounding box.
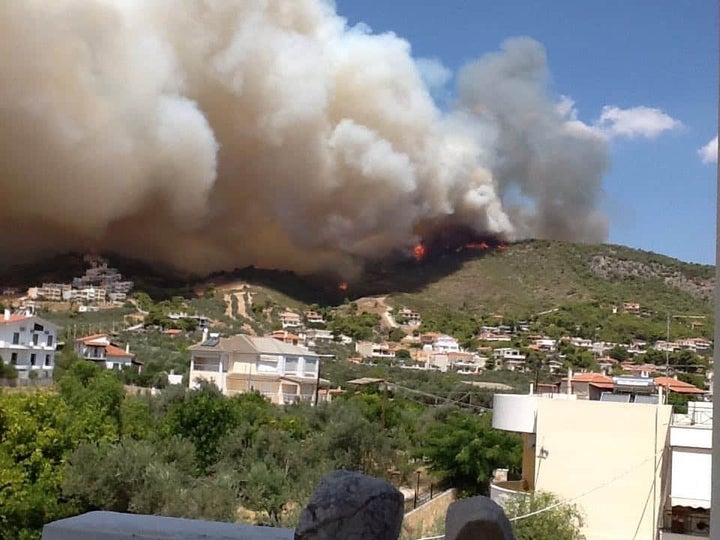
[445,496,516,540]
[295,470,404,540]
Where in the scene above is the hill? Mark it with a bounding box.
[0,240,713,332]
[384,239,714,319]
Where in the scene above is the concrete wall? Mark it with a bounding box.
[401,488,455,538]
[43,512,293,540]
[533,399,672,540]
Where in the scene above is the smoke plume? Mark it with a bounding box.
[0,0,608,277]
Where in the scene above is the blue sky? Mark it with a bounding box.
[336,0,717,264]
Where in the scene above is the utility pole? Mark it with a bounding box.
[380,379,388,430]
[313,357,321,407]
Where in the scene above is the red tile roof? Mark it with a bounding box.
[654,377,706,395]
[0,314,32,325]
[562,372,613,384]
[105,344,134,358]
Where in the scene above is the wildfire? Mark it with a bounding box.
[412,243,427,261]
[465,241,489,251]
[338,282,348,292]
[497,244,507,251]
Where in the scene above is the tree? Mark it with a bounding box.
[607,345,629,362]
[63,437,237,522]
[419,409,521,495]
[388,327,406,343]
[504,491,585,540]
[163,384,239,473]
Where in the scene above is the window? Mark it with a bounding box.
[30,354,36,366]
[47,335,53,347]
[45,355,51,366]
[32,334,39,346]
[303,358,318,377]
[33,323,44,332]
[285,357,299,374]
[12,332,19,345]
[10,353,17,365]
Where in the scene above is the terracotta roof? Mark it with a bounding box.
[589,381,615,390]
[105,344,134,358]
[654,377,706,395]
[562,373,612,384]
[0,314,31,325]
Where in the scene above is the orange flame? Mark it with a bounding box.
[413,243,427,261]
[338,282,348,292]
[497,244,507,251]
[465,241,489,251]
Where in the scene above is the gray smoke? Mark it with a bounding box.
[0,1,608,277]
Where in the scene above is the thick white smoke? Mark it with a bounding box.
[0,0,608,277]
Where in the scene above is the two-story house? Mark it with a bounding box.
[74,334,140,371]
[279,311,302,329]
[0,310,59,380]
[432,334,460,353]
[188,334,321,405]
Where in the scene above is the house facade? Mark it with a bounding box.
[491,393,672,540]
[188,334,320,405]
[74,334,139,370]
[0,310,59,380]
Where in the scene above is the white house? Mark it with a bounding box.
[0,310,59,380]
[493,348,527,371]
[432,334,460,353]
[74,334,141,371]
[188,334,321,405]
[279,311,302,329]
[304,311,326,325]
[356,341,395,359]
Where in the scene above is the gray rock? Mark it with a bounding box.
[445,496,516,540]
[295,470,404,540]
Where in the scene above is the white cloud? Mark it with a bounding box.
[595,105,682,140]
[416,57,452,94]
[698,135,718,164]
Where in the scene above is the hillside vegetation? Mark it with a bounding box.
[387,240,713,319]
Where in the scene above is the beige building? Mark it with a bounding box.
[492,393,672,540]
[188,334,320,405]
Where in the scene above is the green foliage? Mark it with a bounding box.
[163,384,239,473]
[607,345,629,362]
[63,437,237,521]
[504,491,586,540]
[421,310,479,342]
[328,313,380,341]
[419,409,522,495]
[388,327,406,342]
[0,358,18,380]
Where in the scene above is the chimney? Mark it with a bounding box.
[567,368,573,395]
[125,343,130,354]
[3,309,9,321]
[202,327,209,342]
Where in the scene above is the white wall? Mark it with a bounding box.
[533,399,672,540]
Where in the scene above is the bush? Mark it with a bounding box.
[504,491,585,540]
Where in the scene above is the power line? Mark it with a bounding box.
[507,448,664,523]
